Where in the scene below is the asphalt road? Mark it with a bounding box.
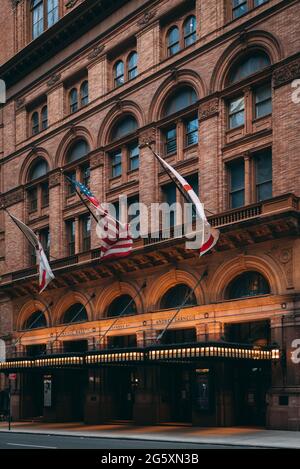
[0,431,250,449]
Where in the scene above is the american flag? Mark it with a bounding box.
[67,176,133,259]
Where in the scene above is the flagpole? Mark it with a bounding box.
[156,269,208,343]
[61,170,99,224]
[143,142,215,216]
[98,281,146,347]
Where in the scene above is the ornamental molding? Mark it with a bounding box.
[273,57,300,88]
[15,97,25,110]
[137,10,157,27]
[265,246,294,290]
[49,171,61,188]
[1,188,24,208]
[65,0,79,8]
[87,45,105,61]
[138,127,156,148]
[198,98,219,121]
[47,73,61,88]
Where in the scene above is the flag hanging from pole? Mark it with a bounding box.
[65,176,133,260]
[149,147,219,256]
[7,212,54,293]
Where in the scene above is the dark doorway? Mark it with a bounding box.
[160,365,192,423]
[106,367,138,421]
[21,372,44,419]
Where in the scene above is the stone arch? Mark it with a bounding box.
[53,291,94,325]
[149,69,206,122]
[95,281,144,319]
[55,126,94,168]
[210,30,283,93]
[97,100,145,147]
[209,255,281,302]
[17,299,51,331]
[19,148,52,185]
[147,269,206,311]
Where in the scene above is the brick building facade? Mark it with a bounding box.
[0,0,299,429]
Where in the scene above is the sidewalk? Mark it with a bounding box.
[0,421,299,448]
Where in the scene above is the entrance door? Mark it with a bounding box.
[233,363,271,426]
[108,367,137,421]
[160,365,192,423]
[21,372,44,420]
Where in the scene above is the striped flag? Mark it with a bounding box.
[7,212,54,292]
[150,149,219,256]
[66,176,133,260]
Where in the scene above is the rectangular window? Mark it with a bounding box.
[66,219,76,256]
[185,117,198,146]
[111,150,122,178]
[254,83,272,119]
[255,149,272,201]
[47,0,59,27]
[128,143,139,171]
[185,174,199,221]
[81,165,90,188]
[128,195,140,235]
[229,159,245,208]
[232,0,248,19]
[32,0,44,39]
[228,96,245,129]
[66,171,76,196]
[41,182,49,207]
[40,227,50,259]
[28,188,38,212]
[81,215,91,252]
[162,183,177,226]
[165,127,177,155]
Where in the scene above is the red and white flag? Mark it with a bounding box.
[151,149,219,256]
[7,212,54,292]
[96,206,133,260]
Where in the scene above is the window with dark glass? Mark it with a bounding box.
[254,0,268,6]
[185,116,198,146]
[66,219,76,256]
[31,0,59,40]
[29,242,37,266]
[111,150,122,178]
[229,159,245,208]
[69,88,78,113]
[227,271,270,299]
[255,149,272,201]
[66,170,76,196]
[66,140,90,163]
[82,165,90,188]
[80,80,89,107]
[183,15,196,46]
[114,60,124,87]
[161,327,196,344]
[41,182,49,207]
[225,320,270,345]
[167,26,180,56]
[111,116,138,141]
[165,126,177,155]
[128,142,139,171]
[61,303,88,324]
[31,112,39,135]
[81,214,91,252]
[254,83,272,118]
[28,187,38,212]
[47,0,59,27]
[228,51,271,84]
[107,334,137,349]
[23,311,47,330]
[41,106,48,130]
[128,195,140,235]
[160,284,197,309]
[107,295,137,318]
[232,0,248,18]
[63,340,88,353]
[29,160,49,181]
[164,87,197,117]
[228,96,245,129]
[40,227,50,258]
[161,183,177,226]
[127,52,138,80]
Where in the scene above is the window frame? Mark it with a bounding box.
[66,219,76,257]
[164,12,197,59]
[228,158,245,209]
[31,0,60,40]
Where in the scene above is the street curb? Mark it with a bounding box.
[0,428,286,448]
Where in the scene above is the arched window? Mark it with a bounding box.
[28,159,49,181]
[80,80,89,107]
[111,116,138,141]
[23,311,47,330]
[164,86,197,116]
[228,51,271,84]
[167,26,180,56]
[160,284,197,309]
[69,88,78,113]
[41,105,48,130]
[227,271,270,299]
[107,294,137,318]
[114,60,124,87]
[61,303,88,324]
[31,111,39,135]
[66,139,90,163]
[128,52,138,80]
[183,16,196,47]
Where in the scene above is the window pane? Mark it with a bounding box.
[70,88,78,113]
[184,16,196,47]
[165,127,177,154]
[229,52,271,84]
[255,150,272,201]
[80,81,89,106]
[254,0,268,6]
[41,106,48,130]
[164,87,197,116]
[129,143,139,171]
[29,159,49,181]
[255,83,272,118]
[186,117,198,145]
[128,52,138,80]
[232,0,248,18]
[41,182,49,207]
[229,96,245,128]
[167,26,180,56]
[162,183,177,226]
[229,159,245,208]
[47,0,59,27]
[114,60,124,87]
[32,1,44,39]
[67,140,90,163]
[111,116,138,141]
[31,112,39,135]
[111,150,122,178]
